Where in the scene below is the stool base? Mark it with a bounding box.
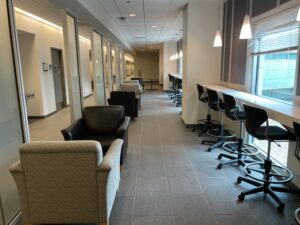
[237,176,300,213]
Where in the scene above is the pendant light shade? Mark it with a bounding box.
[214,30,222,47]
[297,6,300,21]
[213,0,222,47]
[179,50,183,58]
[239,14,252,39]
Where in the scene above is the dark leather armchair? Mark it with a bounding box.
[61,105,130,165]
[131,77,144,90]
[108,91,139,118]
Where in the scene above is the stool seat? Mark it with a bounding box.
[255,126,295,141]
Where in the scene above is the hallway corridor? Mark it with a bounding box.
[110,90,300,225]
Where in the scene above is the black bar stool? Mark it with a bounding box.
[202,89,235,151]
[173,77,182,107]
[237,104,300,212]
[167,74,175,99]
[192,84,220,136]
[217,94,259,169]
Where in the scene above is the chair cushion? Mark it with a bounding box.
[255,126,295,141]
[81,135,117,152]
[83,106,125,135]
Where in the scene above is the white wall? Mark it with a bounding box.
[18,33,44,116]
[134,51,159,80]
[16,12,92,117]
[163,41,177,90]
[181,0,222,125]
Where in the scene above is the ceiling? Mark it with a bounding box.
[13,0,187,51]
[97,0,187,50]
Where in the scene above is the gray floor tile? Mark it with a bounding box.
[133,216,174,225]
[200,178,252,215]
[214,215,261,225]
[111,196,134,221]
[134,194,172,217]
[136,177,169,196]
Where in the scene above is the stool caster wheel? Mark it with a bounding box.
[217,164,222,169]
[277,204,285,213]
[238,193,245,201]
[207,147,212,152]
[201,140,205,144]
[236,177,242,184]
[217,154,222,160]
[192,128,195,132]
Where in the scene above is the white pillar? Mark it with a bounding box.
[181,1,222,125]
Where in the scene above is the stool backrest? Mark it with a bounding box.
[223,93,236,118]
[206,89,219,111]
[197,84,205,102]
[243,104,268,137]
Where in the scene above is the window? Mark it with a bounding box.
[251,25,299,166]
[253,26,299,103]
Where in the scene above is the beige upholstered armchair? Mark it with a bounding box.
[9,140,123,225]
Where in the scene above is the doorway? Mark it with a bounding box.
[51,48,67,111]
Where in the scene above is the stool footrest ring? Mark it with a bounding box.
[243,162,293,184]
[222,142,259,156]
[207,128,235,138]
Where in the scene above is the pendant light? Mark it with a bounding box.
[296,6,300,21]
[214,0,222,47]
[239,0,252,39]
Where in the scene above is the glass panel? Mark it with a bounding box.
[108,41,115,91]
[255,50,297,103]
[103,39,112,99]
[0,1,24,223]
[63,14,82,121]
[91,31,105,105]
[115,46,121,87]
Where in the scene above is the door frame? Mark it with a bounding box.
[50,47,67,109]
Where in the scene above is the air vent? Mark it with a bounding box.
[133,36,145,39]
[117,16,126,22]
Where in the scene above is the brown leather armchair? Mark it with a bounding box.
[61,106,130,165]
[108,91,139,118]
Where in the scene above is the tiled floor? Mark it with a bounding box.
[28,90,300,225]
[111,90,300,225]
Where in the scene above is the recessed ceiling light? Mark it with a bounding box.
[151,25,157,28]
[129,13,136,17]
